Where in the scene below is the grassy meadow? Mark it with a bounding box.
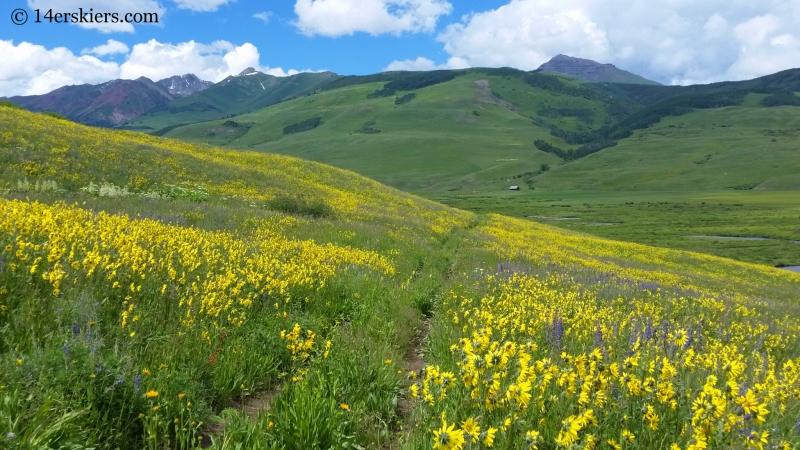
[152,74,800,266]
[439,190,800,267]
[1,105,800,450]
[161,72,590,192]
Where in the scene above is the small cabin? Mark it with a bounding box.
[509,185,520,191]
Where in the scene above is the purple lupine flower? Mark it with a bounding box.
[116,376,125,385]
[594,322,604,348]
[62,345,70,357]
[683,328,694,350]
[134,374,141,392]
[552,314,565,351]
[644,317,654,341]
[71,324,80,336]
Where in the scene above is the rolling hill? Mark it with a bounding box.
[1,104,799,449]
[158,67,800,195]
[124,69,341,134]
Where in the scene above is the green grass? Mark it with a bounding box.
[2,106,800,450]
[163,72,620,192]
[154,74,800,266]
[531,105,800,191]
[439,190,800,267]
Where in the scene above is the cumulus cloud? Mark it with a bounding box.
[119,40,257,81]
[294,0,452,36]
[81,39,130,56]
[0,40,120,96]
[438,2,610,71]
[172,0,235,12]
[27,0,165,33]
[397,0,800,84]
[383,56,467,71]
[0,40,314,97]
[725,14,800,81]
[253,11,272,24]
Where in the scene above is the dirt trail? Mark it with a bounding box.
[389,317,430,450]
[199,388,279,447]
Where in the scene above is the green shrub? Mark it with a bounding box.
[13,178,61,193]
[265,195,334,218]
[80,181,132,198]
[145,183,210,202]
[283,117,323,134]
[394,93,416,105]
[354,121,380,134]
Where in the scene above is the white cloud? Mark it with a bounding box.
[0,40,120,96]
[120,40,250,81]
[0,40,315,97]
[81,39,130,56]
[293,0,452,36]
[405,0,800,84]
[438,2,610,71]
[703,14,728,39]
[172,0,235,12]
[27,0,165,33]
[119,40,304,82]
[383,56,467,71]
[253,11,272,24]
[724,14,800,81]
[384,57,438,71]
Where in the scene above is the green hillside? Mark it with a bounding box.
[163,71,626,192]
[146,69,800,267]
[159,69,800,195]
[121,71,340,134]
[533,102,800,191]
[2,105,800,450]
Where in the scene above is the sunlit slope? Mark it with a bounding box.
[3,107,800,449]
[533,103,800,190]
[0,107,473,234]
[476,214,800,298]
[164,72,616,192]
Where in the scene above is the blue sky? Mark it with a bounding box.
[3,0,800,96]
[7,0,506,75]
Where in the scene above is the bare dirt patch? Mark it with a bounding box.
[474,79,519,113]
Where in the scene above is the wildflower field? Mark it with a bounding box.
[1,105,799,449]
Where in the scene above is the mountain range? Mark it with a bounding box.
[1,54,664,129]
[2,73,213,127]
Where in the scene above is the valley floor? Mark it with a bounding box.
[438,190,800,268]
